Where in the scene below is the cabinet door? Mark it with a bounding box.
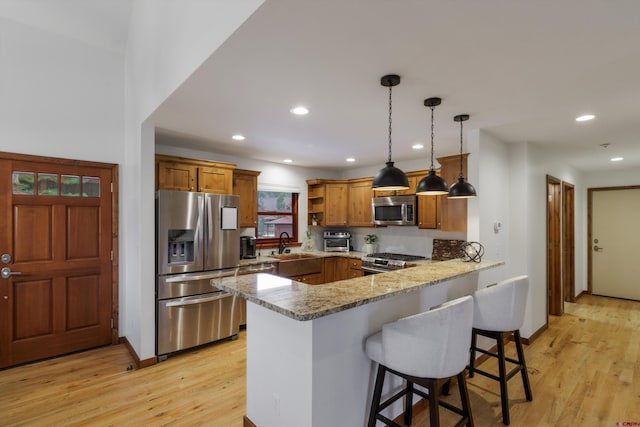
[417,195,438,229]
[198,166,232,194]
[437,154,468,232]
[348,179,373,227]
[157,161,197,191]
[293,272,324,285]
[336,257,350,281]
[325,183,348,226]
[323,257,338,283]
[233,170,259,227]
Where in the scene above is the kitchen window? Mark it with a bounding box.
[257,191,299,244]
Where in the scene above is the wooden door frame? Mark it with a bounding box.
[0,151,119,344]
[562,181,575,303]
[547,175,562,316]
[587,185,640,295]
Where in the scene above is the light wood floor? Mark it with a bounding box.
[1,294,639,426]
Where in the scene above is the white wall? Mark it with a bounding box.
[0,17,124,162]
[121,1,265,359]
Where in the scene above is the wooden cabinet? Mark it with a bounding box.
[322,257,361,282]
[323,257,338,283]
[348,178,374,227]
[325,182,348,226]
[417,195,438,229]
[156,155,235,194]
[306,180,348,226]
[347,258,362,278]
[156,159,197,191]
[233,169,260,228]
[292,272,325,285]
[436,154,469,232]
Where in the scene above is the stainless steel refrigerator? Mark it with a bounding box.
[156,190,242,358]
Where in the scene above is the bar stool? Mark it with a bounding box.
[468,275,532,425]
[365,296,474,427]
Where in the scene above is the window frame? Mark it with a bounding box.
[256,191,299,245]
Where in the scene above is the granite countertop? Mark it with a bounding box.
[238,250,368,267]
[215,258,503,321]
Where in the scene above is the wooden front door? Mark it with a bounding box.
[0,155,116,368]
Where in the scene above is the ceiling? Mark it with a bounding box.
[5,1,640,172]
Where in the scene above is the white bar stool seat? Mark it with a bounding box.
[365,295,474,427]
[468,275,533,425]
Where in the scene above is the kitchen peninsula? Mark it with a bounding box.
[215,258,503,427]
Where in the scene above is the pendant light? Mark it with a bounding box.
[372,74,409,191]
[448,114,477,198]
[416,97,448,195]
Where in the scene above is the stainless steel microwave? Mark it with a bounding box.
[372,195,417,226]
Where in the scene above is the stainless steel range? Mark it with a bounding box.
[361,252,427,275]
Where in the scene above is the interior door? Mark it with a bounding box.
[591,187,640,300]
[0,156,114,368]
[547,176,562,315]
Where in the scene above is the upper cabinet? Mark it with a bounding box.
[233,169,260,228]
[436,154,469,232]
[156,155,235,194]
[306,180,348,226]
[348,177,374,227]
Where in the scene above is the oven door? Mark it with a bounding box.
[324,238,350,252]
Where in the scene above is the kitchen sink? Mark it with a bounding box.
[272,253,322,277]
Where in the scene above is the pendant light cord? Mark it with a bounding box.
[458,118,464,179]
[388,85,393,163]
[430,106,435,170]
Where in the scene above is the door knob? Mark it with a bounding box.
[593,245,604,252]
[1,267,22,279]
[1,254,11,264]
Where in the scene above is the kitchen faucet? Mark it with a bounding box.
[278,231,291,254]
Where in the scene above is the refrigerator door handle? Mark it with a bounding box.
[165,293,230,307]
[163,268,239,283]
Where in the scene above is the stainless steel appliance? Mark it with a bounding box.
[240,236,257,259]
[156,190,242,358]
[372,195,417,226]
[361,252,427,275]
[323,230,351,252]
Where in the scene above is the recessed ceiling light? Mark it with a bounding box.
[283,159,293,163]
[290,106,309,115]
[576,114,595,122]
[412,143,424,150]
[232,134,245,141]
[346,157,356,162]
[610,157,624,162]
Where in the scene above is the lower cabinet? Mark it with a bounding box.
[291,272,324,285]
[280,256,362,284]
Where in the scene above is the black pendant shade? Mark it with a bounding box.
[416,97,448,195]
[373,161,410,190]
[448,114,477,199]
[416,169,448,195]
[372,74,409,191]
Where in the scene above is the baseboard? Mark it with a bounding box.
[243,415,257,427]
[118,336,157,369]
[521,323,547,345]
[575,290,589,301]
